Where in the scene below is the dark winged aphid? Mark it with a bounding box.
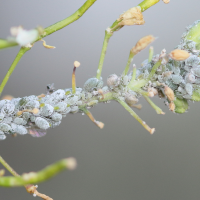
[46,83,55,95]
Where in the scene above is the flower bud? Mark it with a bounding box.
[162,0,170,3]
[169,101,175,111]
[164,86,174,101]
[169,49,190,61]
[131,35,155,54]
[148,88,158,97]
[118,7,145,26]
[74,61,80,68]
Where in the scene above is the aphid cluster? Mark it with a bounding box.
[1,20,200,138]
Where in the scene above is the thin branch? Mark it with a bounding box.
[0,158,76,187]
[0,47,31,97]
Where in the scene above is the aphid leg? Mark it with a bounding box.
[80,107,104,129]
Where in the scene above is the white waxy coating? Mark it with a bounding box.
[35,117,50,130]
[0,123,11,132]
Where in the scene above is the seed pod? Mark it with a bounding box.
[54,102,68,112]
[107,74,119,89]
[0,130,6,140]
[173,98,188,113]
[40,104,54,117]
[169,49,190,61]
[169,102,175,111]
[0,123,11,132]
[35,117,50,130]
[171,75,183,84]
[125,93,138,107]
[185,83,193,95]
[191,66,200,77]
[118,6,145,26]
[164,86,174,101]
[131,35,155,54]
[51,113,62,122]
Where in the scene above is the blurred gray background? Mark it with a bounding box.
[1,0,200,199]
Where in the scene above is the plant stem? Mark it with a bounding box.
[148,46,154,62]
[0,155,19,177]
[0,158,76,187]
[96,0,161,80]
[123,51,135,75]
[138,0,160,12]
[147,60,161,80]
[0,0,97,95]
[0,47,30,97]
[40,0,97,39]
[117,99,155,134]
[143,95,165,114]
[96,30,112,80]
[0,39,18,50]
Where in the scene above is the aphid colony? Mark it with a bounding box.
[1,20,200,138]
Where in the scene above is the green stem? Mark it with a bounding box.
[1,0,97,50]
[96,0,160,80]
[129,65,137,86]
[128,60,161,90]
[147,60,161,80]
[0,47,30,97]
[117,99,155,134]
[148,46,153,62]
[138,0,160,12]
[96,30,112,80]
[0,39,18,50]
[0,155,20,177]
[143,95,165,114]
[123,51,135,75]
[0,158,75,187]
[40,0,97,39]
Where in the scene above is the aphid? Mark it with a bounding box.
[46,83,55,95]
[0,130,6,140]
[84,78,104,92]
[35,117,50,130]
